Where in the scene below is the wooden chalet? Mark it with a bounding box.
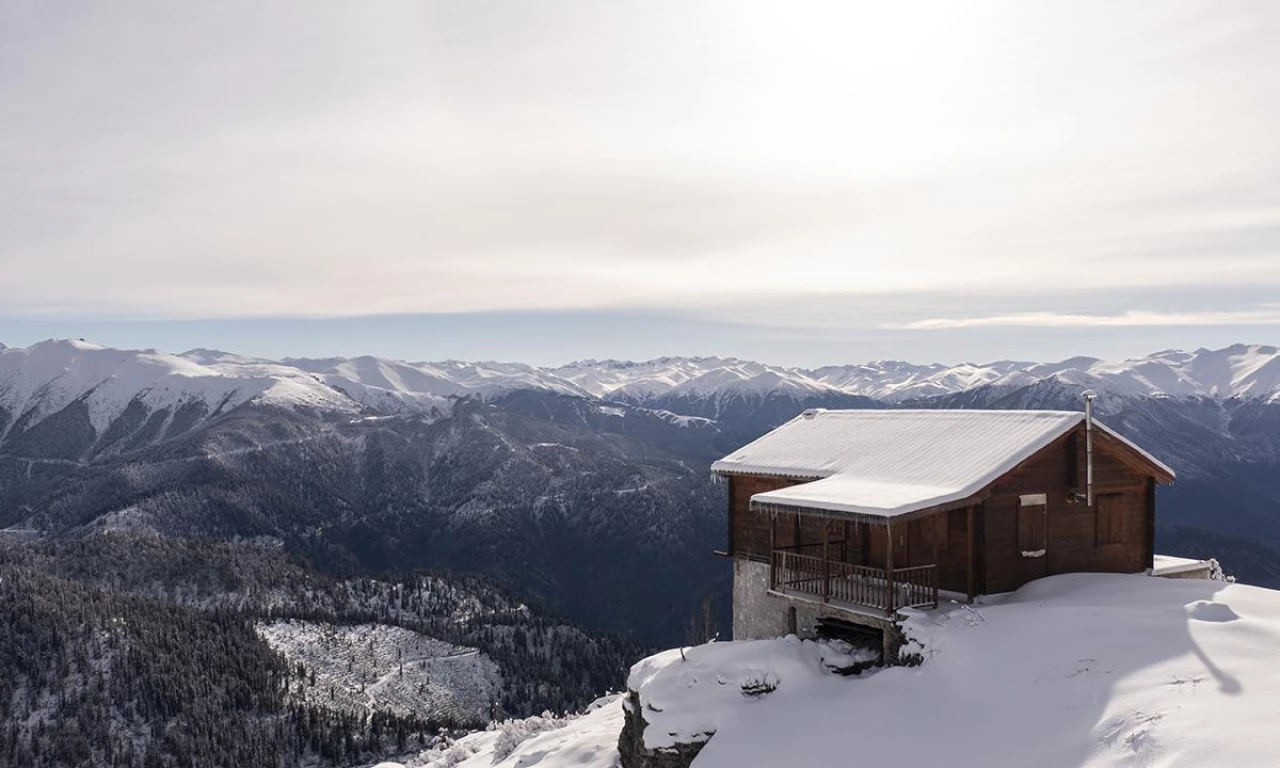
[711,407,1175,647]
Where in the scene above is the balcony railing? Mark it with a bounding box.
[771,549,937,615]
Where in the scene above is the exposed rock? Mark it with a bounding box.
[617,690,708,768]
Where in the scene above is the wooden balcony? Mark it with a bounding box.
[771,548,938,615]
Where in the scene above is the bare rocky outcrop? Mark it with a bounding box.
[617,690,708,768]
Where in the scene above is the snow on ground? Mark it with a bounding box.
[686,574,1280,768]
[257,620,501,724]
[370,573,1280,768]
[357,695,624,768]
[644,409,716,428]
[626,638,876,752]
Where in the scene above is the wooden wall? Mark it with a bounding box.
[728,474,805,561]
[936,508,973,594]
[980,426,1153,594]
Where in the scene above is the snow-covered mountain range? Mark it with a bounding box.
[3,338,1280,644]
[557,345,1280,403]
[3,340,1279,445]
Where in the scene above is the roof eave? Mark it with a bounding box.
[749,494,978,525]
[710,463,825,481]
[1091,422,1177,483]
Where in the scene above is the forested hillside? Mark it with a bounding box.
[0,535,646,719]
[0,566,442,767]
[0,534,648,768]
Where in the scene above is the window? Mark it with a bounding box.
[1018,496,1047,557]
[1096,494,1124,546]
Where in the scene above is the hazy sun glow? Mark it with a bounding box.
[3,0,1280,343]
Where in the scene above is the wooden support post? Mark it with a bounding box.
[1145,478,1157,570]
[932,513,941,565]
[885,521,895,616]
[768,512,777,590]
[966,505,976,602]
[726,478,735,558]
[932,513,941,608]
[822,519,831,602]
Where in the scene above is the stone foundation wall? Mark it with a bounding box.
[732,558,902,659]
[731,558,790,639]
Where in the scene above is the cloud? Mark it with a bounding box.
[3,1,1280,321]
[885,308,1280,331]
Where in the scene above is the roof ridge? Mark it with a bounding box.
[801,408,1086,416]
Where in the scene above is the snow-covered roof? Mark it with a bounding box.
[711,409,1174,519]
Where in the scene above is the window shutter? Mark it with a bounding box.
[1018,497,1047,556]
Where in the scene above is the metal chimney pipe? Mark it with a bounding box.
[1083,390,1097,506]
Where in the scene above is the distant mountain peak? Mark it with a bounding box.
[4,341,1280,450]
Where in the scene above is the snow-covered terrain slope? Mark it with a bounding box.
[369,572,1280,768]
[549,357,830,400]
[368,695,624,768]
[259,620,502,724]
[634,573,1280,768]
[283,356,589,415]
[0,339,357,441]
[0,342,590,457]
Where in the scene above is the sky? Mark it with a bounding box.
[3,1,1280,366]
